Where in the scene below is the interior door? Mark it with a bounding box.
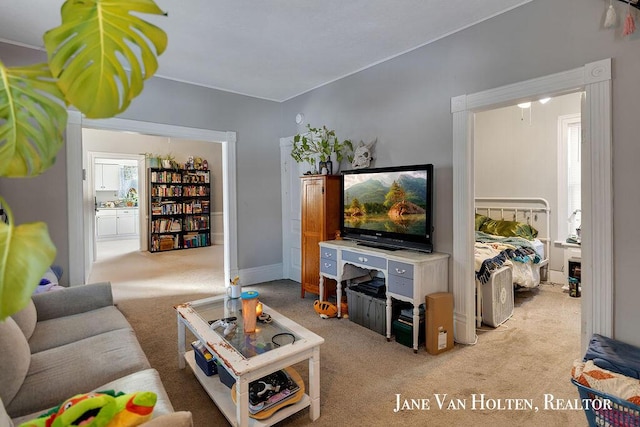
[280,138,302,282]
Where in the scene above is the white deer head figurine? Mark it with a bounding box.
[351,140,376,169]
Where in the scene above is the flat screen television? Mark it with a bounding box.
[340,164,434,253]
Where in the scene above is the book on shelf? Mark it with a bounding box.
[152,218,182,233]
[183,232,210,248]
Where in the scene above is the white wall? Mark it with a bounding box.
[474,92,581,272]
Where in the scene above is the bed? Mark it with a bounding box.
[474,197,550,327]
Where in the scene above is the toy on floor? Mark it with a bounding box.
[313,300,338,319]
[18,390,157,427]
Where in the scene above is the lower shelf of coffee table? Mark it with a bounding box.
[185,350,311,426]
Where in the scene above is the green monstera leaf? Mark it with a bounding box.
[43,0,168,119]
[0,198,56,320]
[0,61,67,177]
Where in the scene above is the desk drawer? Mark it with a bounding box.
[320,259,338,276]
[320,247,337,261]
[388,261,414,280]
[387,274,414,298]
[342,250,386,270]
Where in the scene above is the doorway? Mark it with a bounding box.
[474,92,582,285]
[452,59,613,351]
[89,152,145,260]
[64,114,239,288]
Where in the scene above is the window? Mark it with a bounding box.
[557,114,581,240]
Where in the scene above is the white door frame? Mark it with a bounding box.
[451,58,612,351]
[280,136,302,283]
[66,113,238,287]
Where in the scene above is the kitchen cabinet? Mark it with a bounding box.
[96,209,138,238]
[95,164,120,191]
[117,209,136,235]
[96,210,117,237]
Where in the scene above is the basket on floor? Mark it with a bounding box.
[572,378,640,427]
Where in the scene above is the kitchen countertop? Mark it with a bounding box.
[97,206,139,210]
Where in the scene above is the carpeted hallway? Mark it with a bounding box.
[90,242,586,426]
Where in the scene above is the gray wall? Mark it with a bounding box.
[0,42,283,282]
[280,0,640,346]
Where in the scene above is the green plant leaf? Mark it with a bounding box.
[43,0,167,118]
[0,199,56,320]
[0,61,68,177]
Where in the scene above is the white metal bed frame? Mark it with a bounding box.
[474,197,551,327]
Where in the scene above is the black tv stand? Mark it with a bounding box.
[356,241,400,251]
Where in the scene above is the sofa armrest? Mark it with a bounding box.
[31,282,114,321]
[143,412,193,427]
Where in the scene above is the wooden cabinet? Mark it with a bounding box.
[95,164,120,191]
[300,175,341,299]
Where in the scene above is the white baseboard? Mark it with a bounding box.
[212,232,224,245]
[239,263,284,286]
[548,269,567,286]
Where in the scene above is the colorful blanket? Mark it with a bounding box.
[474,231,541,285]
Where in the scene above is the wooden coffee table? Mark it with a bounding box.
[175,295,324,426]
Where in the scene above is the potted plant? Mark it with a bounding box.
[144,153,162,168]
[161,153,176,169]
[291,124,353,174]
[0,0,167,320]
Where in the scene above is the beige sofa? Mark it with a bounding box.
[0,282,192,426]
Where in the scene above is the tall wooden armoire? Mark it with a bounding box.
[300,175,341,299]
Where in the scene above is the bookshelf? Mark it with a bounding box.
[148,168,212,252]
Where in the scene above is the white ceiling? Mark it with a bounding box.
[0,0,531,102]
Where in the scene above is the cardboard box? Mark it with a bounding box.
[425,292,454,355]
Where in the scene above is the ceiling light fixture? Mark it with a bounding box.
[539,97,551,104]
[517,102,531,109]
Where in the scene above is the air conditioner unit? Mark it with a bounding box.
[482,266,514,327]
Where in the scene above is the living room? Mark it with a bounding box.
[1,0,640,425]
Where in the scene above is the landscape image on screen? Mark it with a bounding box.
[343,170,428,236]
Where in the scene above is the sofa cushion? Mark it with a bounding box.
[0,397,15,427]
[11,300,37,340]
[5,328,151,418]
[0,318,30,408]
[28,306,132,353]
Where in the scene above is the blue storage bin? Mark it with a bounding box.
[572,378,640,427]
[216,361,236,388]
[191,341,217,376]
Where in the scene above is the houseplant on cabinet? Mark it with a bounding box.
[291,124,354,175]
[0,0,167,320]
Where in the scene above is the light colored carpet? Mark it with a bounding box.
[89,240,225,300]
[91,245,586,426]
